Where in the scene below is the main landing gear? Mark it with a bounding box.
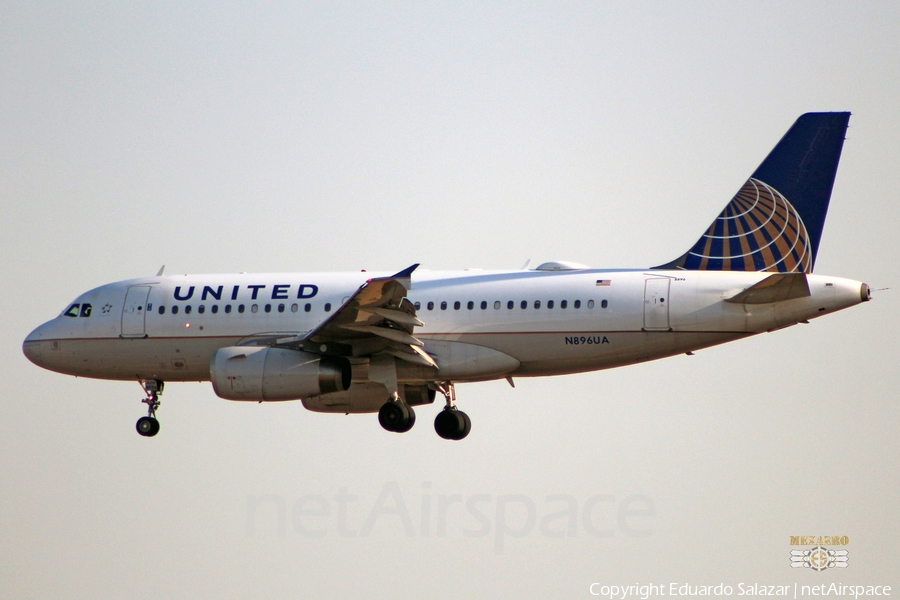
[433,383,470,441]
[434,409,471,441]
[135,379,163,437]
[377,383,470,440]
[378,394,416,433]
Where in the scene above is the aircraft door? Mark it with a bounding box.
[643,278,671,331]
[122,286,151,337]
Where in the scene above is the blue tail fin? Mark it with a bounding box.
[655,112,850,273]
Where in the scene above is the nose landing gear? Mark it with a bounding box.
[136,379,163,437]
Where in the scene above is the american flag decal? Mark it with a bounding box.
[596,279,611,286]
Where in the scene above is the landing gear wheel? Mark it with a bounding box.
[457,411,471,439]
[378,401,415,433]
[136,379,163,437]
[434,408,471,440]
[434,409,460,439]
[136,416,160,437]
[396,406,416,433]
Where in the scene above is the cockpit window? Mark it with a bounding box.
[64,303,92,318]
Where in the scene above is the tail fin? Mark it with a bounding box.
[655,112,850,273]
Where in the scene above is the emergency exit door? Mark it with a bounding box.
[643,278,671,331]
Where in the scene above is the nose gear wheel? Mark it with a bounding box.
[136,416,159,436]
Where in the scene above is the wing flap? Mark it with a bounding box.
[306,265,421,343]
[339,324,424,347]
[368,307,424,328]
[383,345,439,368]
[280,264,437,368]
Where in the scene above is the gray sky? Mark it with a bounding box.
[2,2,898,597]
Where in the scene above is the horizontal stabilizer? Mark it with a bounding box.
[725,273,810,304]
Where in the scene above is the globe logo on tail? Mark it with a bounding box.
[681,178,812,272]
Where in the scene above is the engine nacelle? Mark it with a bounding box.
[301,383,436,414]
[302,382,390,413]
[210,346,350,401]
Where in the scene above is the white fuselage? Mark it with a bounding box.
[22,268,868,385]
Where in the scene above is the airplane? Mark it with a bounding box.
[23,112,870,441]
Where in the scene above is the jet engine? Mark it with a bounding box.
[210,346,351,401]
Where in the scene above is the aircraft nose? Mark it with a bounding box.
[23,324,48,367]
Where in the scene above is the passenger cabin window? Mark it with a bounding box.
[561,300,568,309]
[534,300,541,309]
[291,304,298,313]
[198,305,205,314]
[225,305,232,314]
[440,301,447,310]
[494,301,501,309]
[548,300,554,309]
[278,304,285,313]
[172,306,179,315]
[601,299,608,309]
[414,301,421,310]
[520,300,527,309]
[453,301,460,310]
[481,301,487,310]
[574,300,582,309]
[325,303,332,312]
[427,302,434,311]
[251,304,259,313]
[507,301,514,309]
[211,305,219,314]
[304,303,311,312]
[588,300,595,309]
[467,301,474,310]
[158,306,166,315]
[238,304,245,314]
[185,305,192,315]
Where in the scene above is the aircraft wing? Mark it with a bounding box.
[284,264,437,368]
